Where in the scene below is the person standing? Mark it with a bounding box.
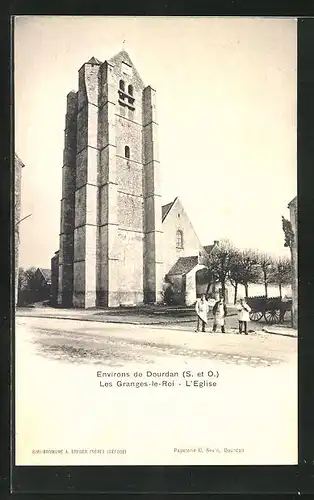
[195,294,209,332]
[237,298,251,334]
[212,297,227,333]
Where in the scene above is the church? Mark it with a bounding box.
[51,50,217,309]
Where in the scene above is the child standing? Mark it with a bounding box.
[237,298,251,335]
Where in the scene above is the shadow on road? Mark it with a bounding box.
[32,326,283,369]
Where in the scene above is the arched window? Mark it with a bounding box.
[125,145,130,159]
[128,84,133,96]
[176,230,184,249]
[119,80,125,92]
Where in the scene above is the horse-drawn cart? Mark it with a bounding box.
[246,296,292,324]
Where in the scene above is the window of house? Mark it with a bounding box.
[119,80,125,92]
[125,145,130,158]
[176,230,184,249]
[128,84,133,96]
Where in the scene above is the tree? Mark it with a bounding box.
[15,213,32,227]
[228,250,243,304]
[282,213,297,328]
[17,267,38,305]
[258,253,274,298]
[206,239,236,300]
[18,267,28,292]
[236,249,261,297]
[271,257,292,299]
[15,213,32,305]
[282,216,294,250]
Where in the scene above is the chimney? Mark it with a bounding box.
[214,240,219,246]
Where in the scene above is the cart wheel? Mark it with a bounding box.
[265,309,281,324]
[249,310,263,322]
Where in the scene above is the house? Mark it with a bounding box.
[17,267,52,306]
[163,234,220,306]
[33,268,52,302]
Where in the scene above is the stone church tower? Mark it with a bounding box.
[58,51,163,308]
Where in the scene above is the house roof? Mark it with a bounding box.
[15,153,25,168]
[168,256,199,276]
[108,50,145,87]
[288,196,297,209]
[203,244,214,255]
[38,268,51,282]
[162,197,177,222]
[87,56,102,65]
[203,241,219,255]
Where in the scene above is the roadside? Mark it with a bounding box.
[16,305,296,338]
[17,315,297,367]
[16,304,236,324]
[262,325,297,338]
[16,307,202,325]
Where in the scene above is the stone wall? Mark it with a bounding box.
[96,61,118,307]
[142,86,163,303]
[116,229,144,305]
[51,251,59,306]
[72,62,99,308]
[58,91,78,307]
[15,154,24,305]
[97,52,147,306]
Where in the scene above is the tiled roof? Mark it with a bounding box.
[38,268,51,282]
[162,197,177,221]
[168,256,199,276]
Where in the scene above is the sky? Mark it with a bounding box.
[15,16,297,269]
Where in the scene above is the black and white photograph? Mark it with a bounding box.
[14,16,297,466]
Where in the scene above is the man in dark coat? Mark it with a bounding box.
[212,297,228,333]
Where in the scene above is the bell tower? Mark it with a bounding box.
[58,51,163,308]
